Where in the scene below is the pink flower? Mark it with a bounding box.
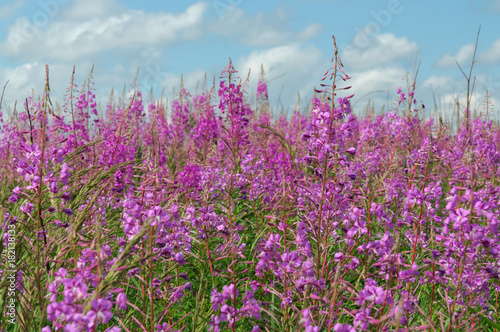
[116,292,127,310]
[86,299,113,327]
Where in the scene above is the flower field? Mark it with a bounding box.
[0,40,500,332]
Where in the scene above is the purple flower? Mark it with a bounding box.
[333,323,356,332]
[399,262,419,281]
[450,208,470,230]
[20,202,34,214]
[219,304,236,324]
[241,291,261,320]
[146,206,167,226]
[105,327,122,332]
[445,194,459,211]
[257,80,268,100]
[61,192,71,201]
[60,163,71,185]
[54,268,68,282]
[54,220,68,228]
[301,308,320,332]
[357,278,392,305]
[46,302,76,322]
[62,277,88,302]
[265,233,281,249]
[281,251,302,272]
[23,143,42,161]
[222,284,238,301]
[354,308,371,330]
[116,292,127,310]
[490,216,499,234]
[211,288,225,311]
[52,148,65,163]
[208,314,221,332]
[174,252,185,265]
[86,299,113,327]
[48,282,59,301]
[63,321,85,332]
[10,187,22,202]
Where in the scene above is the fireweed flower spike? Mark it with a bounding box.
[2,39,500,331]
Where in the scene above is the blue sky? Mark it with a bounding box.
[0,0,499,122]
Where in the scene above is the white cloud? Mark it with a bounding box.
[208,6,322,47]
[0,62,39,96]
[492,0,500,11]
[438,92,494,114]
[348,66,408,110]
[235,38,419,114]
[422,75,459,90]
[60,0,125,20]
[417,72,500,121]
[0,62,89,114]
[422,72,500,97]
[0,58,219,113]
[341,33,418,71]
[435,44,474,68]
[468,0,500,13]
[0,0,25,19]
[297,24,323,41]
[475,72,500,95]
[237,43,326,111]
[0,2,208,62]
[161,70,208,94]
[479,39,500,64]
